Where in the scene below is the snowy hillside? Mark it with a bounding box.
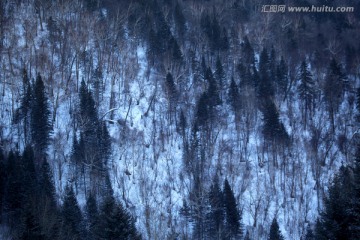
[0,0,360,239]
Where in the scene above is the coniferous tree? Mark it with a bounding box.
[241,36,255,70]
[276,56,288,97]
[261,100,288,143]
[205,67,221,108]
[98,177,140,240]
[0,149,4,221]
[215,56,225,100]
[268,218,284,240]
[92,65,103,106]
[60,185,83,240]
[323,58,348,132]
[38,158,59,239]
[223,179,243,239]
[315,166,354,240]
[20,207,44,240]
[351,143,360,238]
[228,77,241,114]
[304,225,315,240]
[4,151,23,225]
[173,1,186,38]
[31,73,52,159]
[258,48,274,99]
[14,69,32,145]
[171,37,183,64]
[85,193,99,240]
[298,59,315,128]
[206,176,224,239]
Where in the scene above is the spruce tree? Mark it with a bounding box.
[173,1,186,38]
[223,179,243,239]
[4,151,23,223]
[98,178,140,240]
[276,56,288,96]
[316,166,354,240]
[14,69,32,145]
[258,48,274,99]
[0,149,5,221]
[215,56,225,100]
[38,158,59,239]
[206,176,224,239]
[261,100,288,143]
[31,73,52,158]
[323,58,347,132]
[268,218,284,240]
[228,77,241,114]
[61,185,83,240]
[304,225,315,240]
[298,59,315,127]
[86,193,99,239]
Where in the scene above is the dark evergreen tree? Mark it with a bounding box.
[0,149,5,221]
[356,87,360,122]
[268,218,284,240]
[4,151,23,225]
[220,27,229,51]
[195,92,210,128]
[351,143,360,238]
[85,193,99,239]
[98,122,111,167]
[155,9,172,52]
[206,176,224,239]
[98,178,140,240]
[241,36,256,70]
[205,67,221,108]
[60,185,83,240]
[269,46,277,83]
[315,166,354,240]
[304,225,315,240]
[38,158,59,239]
[298,59,315,127]
[20,208,44,240]
[276,56,288,96]
[92,65,103,105]
[323,58,348,132]
[171,37,183,64]
[228,77,241,114]
[14,69,32,145]
[223,179,243,239]
[173,1,186,38]
[261,100,288,143]
[31,73,52,158]
[215,56,225,100]
[258,48,274,99]
[165,72,178,104]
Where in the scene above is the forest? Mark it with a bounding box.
[0,0,360,239]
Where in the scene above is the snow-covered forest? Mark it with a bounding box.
[1,0,360,239]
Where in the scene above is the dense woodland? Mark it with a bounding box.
[1,0,360,239]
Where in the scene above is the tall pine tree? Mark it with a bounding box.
[31,73,52,159]
[223,179,243,239]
